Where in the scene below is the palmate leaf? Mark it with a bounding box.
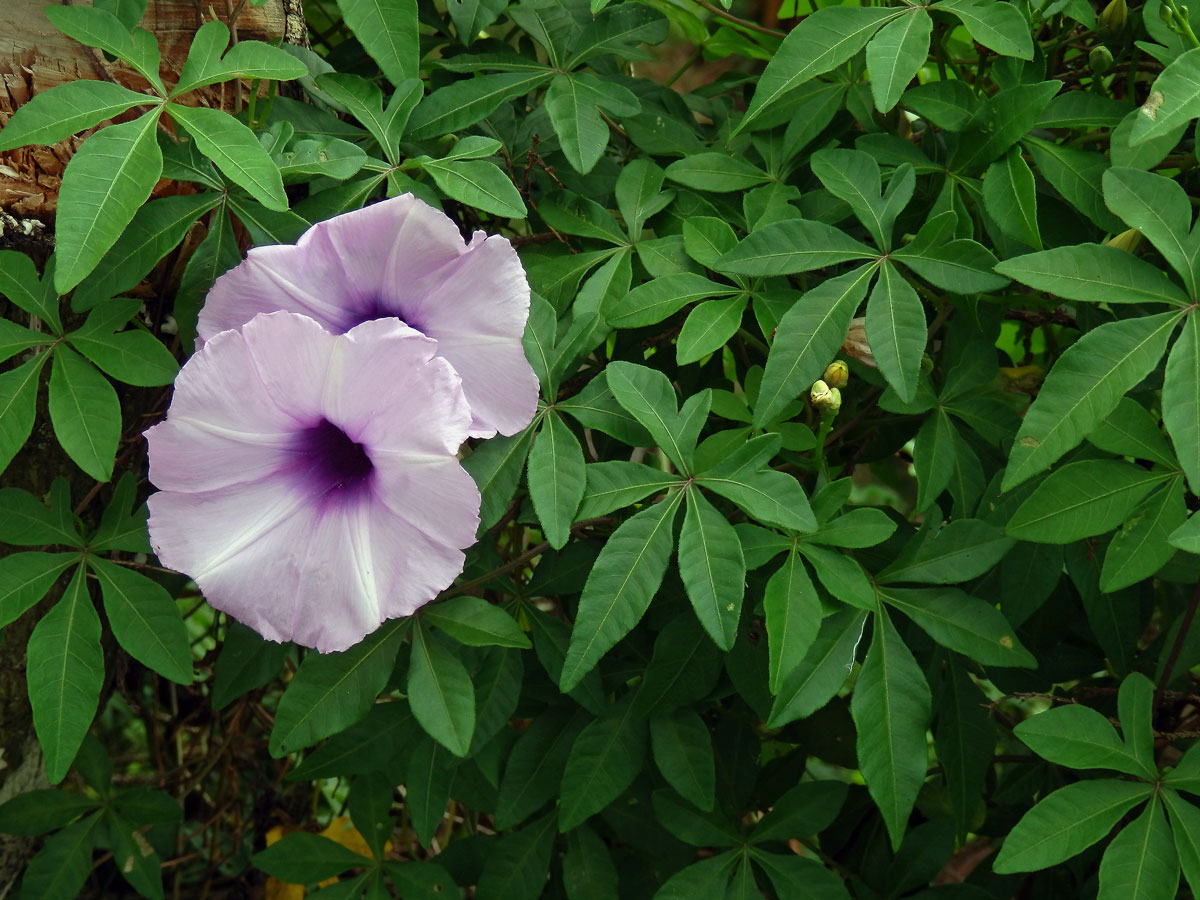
[545,73,640,174]
[997,244,1190,307]
[47,346,120,482]
[851,609,931,850]
[1016,703,1153,777]
[983,146,1041,249]
[1097,798,1180,900]
[89,558,192,685]
[54,111,164,294]
[678,487,746,651]
[1002,311,1182,490]
[0,352,49,477]
[1103,167,1199,295]
[335,0,418,86]
[763,549,821,694]
[1164,311,1200,494]
[736,6,899,132]
[865,9,931,114]
[166,104,288,210]
[560,491,682,691]
[865,262,925,403]
[527,412,586,549]
[558,698,646,831]
[27,565,103,784]
[408,622,476,757]
[0,80,150,151]
[993,780,1151,873]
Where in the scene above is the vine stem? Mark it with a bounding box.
[1156,580,1200,711]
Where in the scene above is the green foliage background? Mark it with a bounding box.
[3,0,1200,896]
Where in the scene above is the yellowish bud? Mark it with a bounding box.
[1099,0,1127,36]
[811,380,842,414]
[822,360,849,389]
[1104,228,1143,254]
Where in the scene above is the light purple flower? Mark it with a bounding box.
[146,312,481,653]
[197,194,539,439]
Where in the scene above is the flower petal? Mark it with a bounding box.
[400,235,539,437]
[334,318,472,454]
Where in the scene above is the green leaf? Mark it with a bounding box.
[737,6,899,132]
[566,2,668,66]
[560,492,682,691]
[994,779,1151,873]
[1101,476,1187,591]
[1118,673,1157,775]
[949,80,1061,175]
[650,708,716,811]
[764,550,821,694]
[545,73,639,174]
[932,0,1033,58]
[664,153,772,193]
[72,192,220,309]
[605,361,700,472]
[90,558,192,684]
[252,831,370,883]
[891,238,1008,294]
[559,698,646,830]
[983,146,1041,249]
[174,207,238,352]
[0,80,151,151]
[677,297,747,365]
[577,461,683,519]
[167,104,287,210]
[527,412,586,549]
[866,262,925,402]
[0,352,48,476]
[172,20,306,96]
[422,157,526,217]
[48,346,120,482]
[475,811,558,900]
[288,703,415,781]
[633,615,722,718]
[754,265,876,427]
[1097,797,1179,900]
[880,586,1035,667]
[0,789,97,836]
[1163,789,1200,897]
[1131,47,1200,145]
[68,320,178,388]
[651,854,736,900]
[211,621,291,710]
[1007,460,1170,544]
[0,552,77,631]
[804,507,896,548]
[615,158,671,242]
[464,427,534,531]
[697,453,817,534]
[1016,704,1152,777]
[106,808,165,899]
[879,518,1013,585]
[27,565,103,784]
[495,710,587,829]
[447,0,508,45]
[406,736,455,847]
[1089,398,1177,467]
[716,221,876,277]
[16,814,102,900]
[0,484,81,547]
[559,373,652,447]
[935,659,996,843]
[54,112,163,294]
[1024,138,1123,232]
[421,595,530,649]
[1102,167,1198,295]
[678,488,746,651]
[269,622,404,756]
[1164,312,1200,494]
[407,71,553,140]
[1002,311,1181,490]
[0,249,59,331]
[751,781,848,844]
[43,5,163,91]
[997,244,1190,307]
[332,0,419,85]
[563,823,620,900]
[797,543,876,610]
[408,622,476,757]
[751,853,853,900]
[866,10,932,113]
[607,273,737,329]
[851,609,931,850]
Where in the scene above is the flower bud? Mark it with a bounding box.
[1099,0,1127,36]
[1104,228,1143,254]
[822,360,849,389]
[1089,45,1114,76]
[920,353,934,375]
[841,317,876,368]
[811,380,842,414]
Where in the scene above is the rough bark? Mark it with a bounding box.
[0,2,304,894]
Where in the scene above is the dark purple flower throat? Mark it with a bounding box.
[295,419,373,498]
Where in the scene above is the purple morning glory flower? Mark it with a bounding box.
[197,194,539,439]
[145,312,481,653]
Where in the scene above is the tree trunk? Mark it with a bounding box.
[0,2,304,894]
